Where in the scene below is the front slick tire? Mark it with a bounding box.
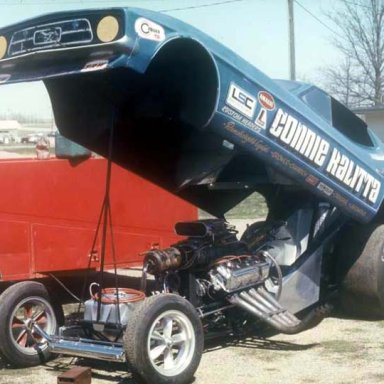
[124,294,204,384]
[0,281,63,367]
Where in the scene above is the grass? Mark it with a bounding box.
[200,192,268,219]
[226,193,268,219]
[320,340,362,355]
[343,327,365,334]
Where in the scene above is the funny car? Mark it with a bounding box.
[0,7,384,384]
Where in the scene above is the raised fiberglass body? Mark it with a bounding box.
[0,7,383,223]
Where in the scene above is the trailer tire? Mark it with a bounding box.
[124,294,203,384]
[0,281,64,367]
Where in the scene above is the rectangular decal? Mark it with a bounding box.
[317,182,333,196]
[226,83,256,119]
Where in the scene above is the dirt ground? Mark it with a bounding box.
[1,314,384,384]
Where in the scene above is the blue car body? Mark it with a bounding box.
[0,7,382,223]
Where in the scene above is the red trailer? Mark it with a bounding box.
[0,154,196,367]
[0,156,196,281]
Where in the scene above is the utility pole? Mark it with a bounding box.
[288,0,296,80]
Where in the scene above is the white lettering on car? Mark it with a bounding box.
[270,108,381,204]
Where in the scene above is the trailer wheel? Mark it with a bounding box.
[124,294,204,384]
[0,281,64,367]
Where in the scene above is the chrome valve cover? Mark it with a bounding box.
[208,256,270,293]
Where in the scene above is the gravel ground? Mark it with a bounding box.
[1,315,384,384]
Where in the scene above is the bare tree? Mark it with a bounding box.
[322,57,353,106]
[325,0,384,107]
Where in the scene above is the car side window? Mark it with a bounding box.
[331,98,374,147]
[301,87,332,124]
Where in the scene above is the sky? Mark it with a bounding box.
[0,0,342,118]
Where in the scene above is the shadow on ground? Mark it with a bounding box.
[0,328,318,384]
[204,332,318,354]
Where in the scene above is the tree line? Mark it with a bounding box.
[0,112,53,124]
[323,0,384,108]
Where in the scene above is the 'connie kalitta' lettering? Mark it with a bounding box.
[270,108,330,167]
[269,108,381,205]
[326,148,381,204]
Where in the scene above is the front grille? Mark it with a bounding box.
[8,18,93,56]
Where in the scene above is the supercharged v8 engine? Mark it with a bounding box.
[141,217,329,335]
[144,220,270,292]
[142,219,277,321]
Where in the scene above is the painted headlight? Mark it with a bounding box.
[97,16,119,43]
[0,36,7,60]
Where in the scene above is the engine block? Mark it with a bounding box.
[208,256,270,293]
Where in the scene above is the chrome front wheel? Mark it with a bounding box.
[148,309,196,377]
[124,294,204,384]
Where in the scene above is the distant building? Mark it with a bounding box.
[354,106,384,142]
[0,120,21,133]
[0,120,22,144]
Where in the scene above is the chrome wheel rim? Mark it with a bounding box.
[147,309,196,377]
[9,296,56,355]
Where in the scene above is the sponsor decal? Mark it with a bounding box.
[226,83,257,119]
[222,106,261,132]
[271,151,307,177]
[306,174,319,186]
[255,108,267,129]
[135,18,165,42]
[253,139,270,153]
[258,91,275,110]
[222,139,234,150]
[317,182,333,196]
[348,203,367,217]
[269,107,381,204]
[224,121,258,145]
[0,74,10,83]
[332,192,348,206]
[223,121,269,153]
[81,60,108,72]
